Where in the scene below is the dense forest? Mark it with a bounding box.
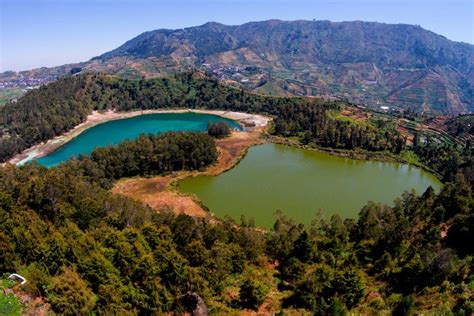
[0,73,402,162]
[0,76,92,161]
[1,130,472,314]
[0,73,473,313]
[66,131,217,189]
[272,107,405,152]
[413,132,473,186]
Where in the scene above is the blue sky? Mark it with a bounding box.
[1,0,473,71]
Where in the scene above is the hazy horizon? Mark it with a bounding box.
[1,0,473,72]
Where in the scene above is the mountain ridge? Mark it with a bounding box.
[98,20,472,66]
[2,19,473,114]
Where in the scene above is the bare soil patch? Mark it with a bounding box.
[113,177,208,218]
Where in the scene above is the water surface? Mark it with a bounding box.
[178,143,442,227]
[37,113,240,167]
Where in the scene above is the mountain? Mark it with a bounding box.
[2,20,473,114]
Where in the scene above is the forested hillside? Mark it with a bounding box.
[1,131,472,314]
[1,73,472,313]
[2,73,471,185]
[0,77,92,161]
[0,73,402,162]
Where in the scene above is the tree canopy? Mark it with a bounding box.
[0,130,472,314]
[0,73,472,314]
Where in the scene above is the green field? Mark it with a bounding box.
[0,88,24,105]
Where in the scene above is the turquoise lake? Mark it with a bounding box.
[32,112,443,228]
[36,112,241,167]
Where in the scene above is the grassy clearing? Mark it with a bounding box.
[0,88,24,105]
[399,150,423,166]
[330,110,372,128]
[0,277,23,316]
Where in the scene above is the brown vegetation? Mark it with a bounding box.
[340,106,370,122]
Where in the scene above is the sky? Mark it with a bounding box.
[1,0,473,71]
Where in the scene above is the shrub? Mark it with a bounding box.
[207,122,231,138]
[239,278,269,310]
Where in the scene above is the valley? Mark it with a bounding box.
[0,19,472,313]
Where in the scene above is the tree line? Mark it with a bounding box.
[0,131,472,314]
[0,76,92,161]
[64,131,217,189]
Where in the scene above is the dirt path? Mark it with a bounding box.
[112,127,267,218]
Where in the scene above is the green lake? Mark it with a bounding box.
[178,143,442,227]
[36,112,241,167]
[34,112,443,227]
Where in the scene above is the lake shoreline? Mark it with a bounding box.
[268,135,441,180]
[6,109,272,166]
[111,120,441,224]
[177,142,443,227]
